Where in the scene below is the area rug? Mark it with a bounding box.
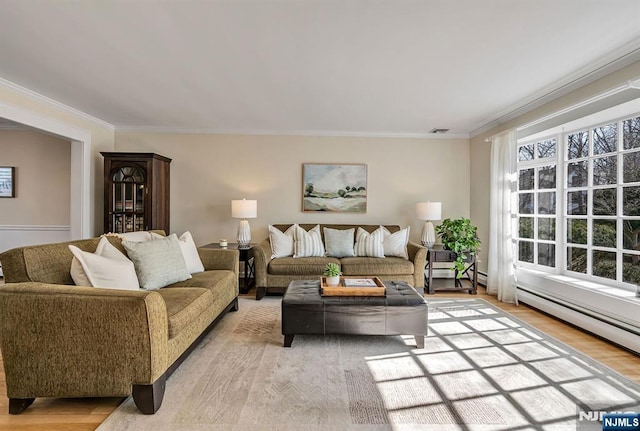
[97,297,640,431]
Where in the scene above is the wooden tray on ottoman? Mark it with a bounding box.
[320,276,386,296]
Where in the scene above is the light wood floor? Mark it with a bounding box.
[0,283,638,431]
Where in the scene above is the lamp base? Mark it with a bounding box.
[421,221,436,248]
[237,219,251,248]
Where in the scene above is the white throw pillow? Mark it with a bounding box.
[122,234,192,290]
[381,226,410,259]
[293,224,325,258]
[324,227,355,258]
[68,237,140,290]
[117,231,155,242]
[177,231,205,274]
[354,227,385,258]
[269,224,296,258]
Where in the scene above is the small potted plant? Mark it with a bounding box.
[323,262,342,286]
[435,217,481,278]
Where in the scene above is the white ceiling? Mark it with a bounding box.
[1,0,640,137]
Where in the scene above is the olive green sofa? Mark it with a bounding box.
[0,234,239,415]
[253,224,427,299]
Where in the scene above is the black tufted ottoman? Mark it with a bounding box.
[281,280,428,348]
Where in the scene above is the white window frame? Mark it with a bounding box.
[516,106,640,293]
[515,137,559,272]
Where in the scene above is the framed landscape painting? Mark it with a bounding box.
[0,167,15,198]
[302,163,367,213]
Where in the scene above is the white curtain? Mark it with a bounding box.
[487,130,517,303]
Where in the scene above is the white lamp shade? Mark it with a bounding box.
[231,199,257,219]
[416,201,442,221]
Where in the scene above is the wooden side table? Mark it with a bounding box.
[201,243,255,294]
[424,245,477,295]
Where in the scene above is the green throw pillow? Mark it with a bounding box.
[323,227,355,258]
[122,234,192,290]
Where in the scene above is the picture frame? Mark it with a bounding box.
[302,163,367,213]
[0,166,15,198]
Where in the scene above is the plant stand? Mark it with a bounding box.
[424,245,477,295]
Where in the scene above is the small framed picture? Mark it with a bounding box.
[0,166,15,198]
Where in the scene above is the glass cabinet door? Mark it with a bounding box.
[110,165,146,233]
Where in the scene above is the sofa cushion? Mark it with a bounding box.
[68,237,139,290]
[156,287,214,339]
[354,227,385,258]
[382,226,410,259]
[340,256,414,275]
[269,224,295,258]
[324,227,355,258]
[269,257,340,276]
[117,231,156,242]
[149,231,204,274]
[293,224,325,258]
[168,269,236,291]
[177,231,205,274]
[123,234,192,290]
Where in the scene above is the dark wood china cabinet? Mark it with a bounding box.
[101,152,171,234]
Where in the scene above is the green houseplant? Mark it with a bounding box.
[435,218,481,277]
[323,262,342,286]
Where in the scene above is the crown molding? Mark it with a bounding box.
[115,126,469,140]
[0,124,28,131]
[0,77,114,130]
[470,37,640,138]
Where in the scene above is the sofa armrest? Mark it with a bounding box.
[197,248,239,274]
[0,247,30,283]
[0,283,169,398]
[252,239,272,288]
[407,241,427,288]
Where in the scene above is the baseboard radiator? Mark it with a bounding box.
[517,288,640,354]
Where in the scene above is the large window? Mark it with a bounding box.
[516,138,557,268]
[516,114,640,289]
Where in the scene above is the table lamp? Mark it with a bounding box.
[232,199,257,248]
[416,201,442,248]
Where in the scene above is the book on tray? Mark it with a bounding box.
[342,278,378,287]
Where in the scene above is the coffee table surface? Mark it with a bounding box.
[283,279,426,306]
[281,279,428,348]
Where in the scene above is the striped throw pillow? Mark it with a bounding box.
[354,227,385,258]
[293,224,325,257]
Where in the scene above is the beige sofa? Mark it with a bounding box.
[253,224,426,299]
[0,234,239,414]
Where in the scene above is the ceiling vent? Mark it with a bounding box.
[429,128,449,134]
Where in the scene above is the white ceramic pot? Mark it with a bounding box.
[326,275,340,286]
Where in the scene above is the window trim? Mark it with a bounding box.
[515,136,559,269]
[516,105,640,293]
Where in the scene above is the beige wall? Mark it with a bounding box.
[470,60,640,273]
[0,130,70,225]
[0,82,115,236]
[469,136,492,273]
[115,133,471,246]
